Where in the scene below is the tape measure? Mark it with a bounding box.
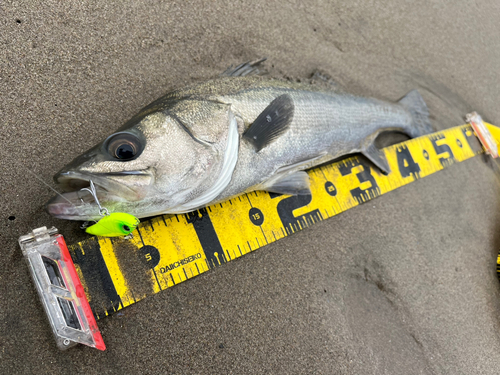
[68,122,495,319]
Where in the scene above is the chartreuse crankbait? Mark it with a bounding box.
[81,181,139,237]
[85,212,139,237]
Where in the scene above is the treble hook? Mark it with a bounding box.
[81,181,109,216]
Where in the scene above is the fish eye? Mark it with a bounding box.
[122,225,131,232]
[105,133,143,161]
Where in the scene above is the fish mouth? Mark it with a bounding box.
[47,170,152,221]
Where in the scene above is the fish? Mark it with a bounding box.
[47,62,433,221]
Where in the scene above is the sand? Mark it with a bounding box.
[2,1,500,373]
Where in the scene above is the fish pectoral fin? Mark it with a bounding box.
[243,94,294,152]
[221,58,267,77]
[361,142,391,175]
[260,171,311,195]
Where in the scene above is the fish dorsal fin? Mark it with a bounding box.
[243,94,294,152]
[260,171,311,195]
[361,142,390,175]
[221,58,267,77]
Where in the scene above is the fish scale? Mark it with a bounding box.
[65,122,491,319]
[47,76,432,220]
[218,86,422,198]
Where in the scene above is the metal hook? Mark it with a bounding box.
[81,181,109,216]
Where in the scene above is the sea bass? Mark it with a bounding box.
[47,70,433,221]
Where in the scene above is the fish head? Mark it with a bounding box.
[47,100,236,220]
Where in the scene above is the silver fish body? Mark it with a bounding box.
[47,76,432,220]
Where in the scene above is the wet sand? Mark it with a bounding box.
[2,1,500,373]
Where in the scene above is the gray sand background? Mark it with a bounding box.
[2,1,500,374]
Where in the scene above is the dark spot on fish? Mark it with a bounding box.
[313,28,317,32]
[218,343,224,349]
[16,19,22,24]
[8,216,15,221]
[54,104,57,107]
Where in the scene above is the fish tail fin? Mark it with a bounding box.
[398,90,433,137]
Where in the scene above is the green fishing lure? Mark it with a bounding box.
[85,212,140,237]
[79,181,140,237]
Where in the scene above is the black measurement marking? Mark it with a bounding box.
[238,245,243,256]
[430,134,455,167]
[423,150,429,160]
[153,269,162,291]
[149,221,155,232]
[324,181,337,196]
[249,207,264,226]
[138,245,160,269]
[195,263,200,274]
[162,216,167,226]
[186,208,226,269]
[272,231,277,241]
[272,192,322,233]
[161,272,168,288]
[338,158,381,203]
[70,239,121,318]
[247,241,252,251]
[175,214,180,222]
[260,227,269,244]
[245,193,253,207]
[226,250,232,260]
[321,165,346,208]
[183,268,188,279]
[136,227,145,246]
[130,290,137,304]
[170,273,175,285]
[396,145,421,179]
[319,167,328,180]
[456,139,462,148]
[462,126,483,153]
